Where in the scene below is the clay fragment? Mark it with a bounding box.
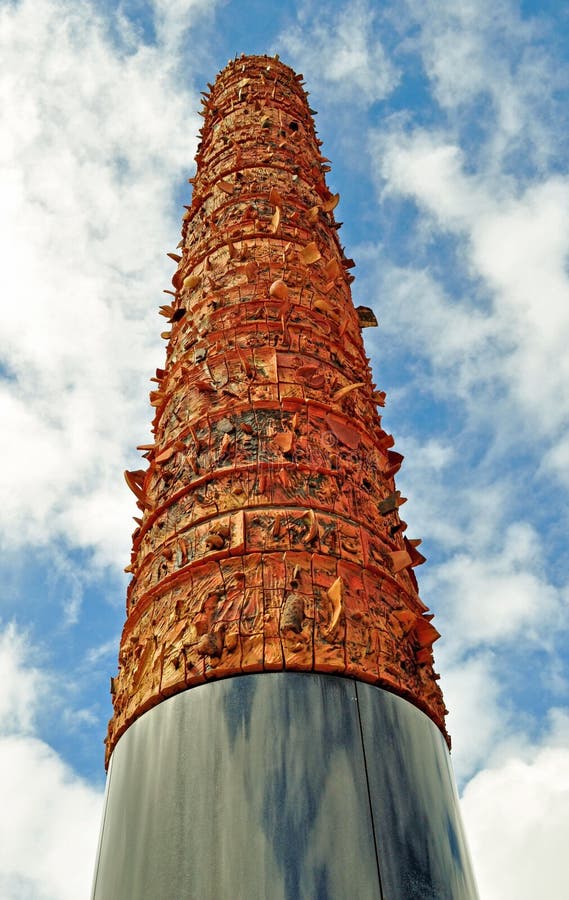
[124,470,145,499]
[322,193,340,212]
[391,609,416,636]
[379,491,404,515]
[274,431,294,454]
[300,241,321,265]
[372,390,387,406]
[326,577,343,633]
[304,509,319,543]
[414,618,441,648]
[324,259,341,280]
[405,537,427,567]
[183,273,201,291]
[244,260,257,281]
[269,207,281,233]
[281,593,304,634]
[297,364,320,379]
[155,446,177,464]
[333,382,365,401]
[269,279,289,300]
[218,432,233,459]
[197,630,224,657]
[385,450,404,477]
[356,305,378,327]
[325,414,360,449]
[389,550,413,574]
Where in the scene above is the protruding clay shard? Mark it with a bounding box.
[269,278,289,299]
[300,241,321,265]
[281,594,304,635]
[269,207,281,233]
[326,577,344,634]
[105,55,448,766]
[356,306,378,328]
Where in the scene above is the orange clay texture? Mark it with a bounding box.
[106,55,448,765]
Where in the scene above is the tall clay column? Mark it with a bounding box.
[92,56,478,900]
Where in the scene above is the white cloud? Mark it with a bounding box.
[442,651,506,781]
[428,521,566,648]
[544,432,569,488]
[461,712,569,900]
[386,425,514,556]
[0,736,102,900]
[401,0,560,168]
[0,624,44,735]
[375,261,497,397]
[372,125,569,472]
[0,624,103,900]
[151,0,218,52]
[366,2,569,486]
[0,0,214,569]
[278,0,399,105]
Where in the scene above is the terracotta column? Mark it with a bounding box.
[107,54,447,761]
[92,55,478,900]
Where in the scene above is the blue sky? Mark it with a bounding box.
[1,0,568,897]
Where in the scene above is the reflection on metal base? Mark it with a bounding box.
[92,674,478,900]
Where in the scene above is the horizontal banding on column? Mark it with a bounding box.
[107,55,448,766]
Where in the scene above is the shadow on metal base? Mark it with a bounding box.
[92,674,478,900]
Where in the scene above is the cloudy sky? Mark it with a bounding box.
[1,0,568,897]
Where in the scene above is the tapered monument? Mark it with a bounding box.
[92,55,478,900]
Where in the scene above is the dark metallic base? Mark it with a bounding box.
[92,674,478,899]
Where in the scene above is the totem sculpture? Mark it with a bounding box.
[93,55,479,900]
[106,54,447,764]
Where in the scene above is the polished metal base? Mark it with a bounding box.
[92,674,478,899]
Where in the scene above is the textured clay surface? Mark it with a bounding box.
[106,55,448,765]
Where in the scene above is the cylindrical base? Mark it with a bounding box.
[92,674,478,899]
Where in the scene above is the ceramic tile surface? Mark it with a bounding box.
[107,55,447,764]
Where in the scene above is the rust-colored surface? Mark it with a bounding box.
[106,55,448,764]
